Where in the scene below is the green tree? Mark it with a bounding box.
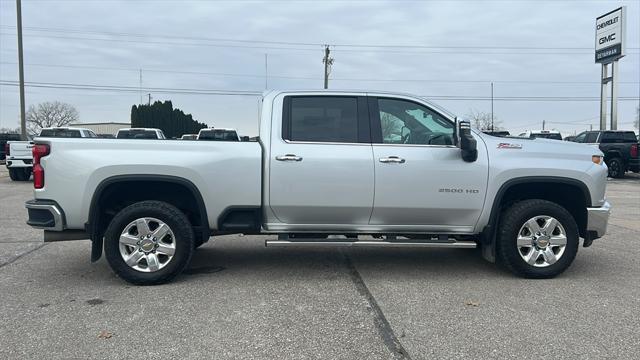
[130,100,207,138]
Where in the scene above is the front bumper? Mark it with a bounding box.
[6,157,32,168]
[586,200,611,240]
[25,199,65,231]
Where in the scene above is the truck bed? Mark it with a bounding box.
[34,138,262,229]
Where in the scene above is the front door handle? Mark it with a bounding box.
[379,156,406,164]
[276,154,303,162]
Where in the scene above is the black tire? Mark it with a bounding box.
[104,200,194,285]
[21,167,32,181]
[496,199,579,279]
[8,168,20,181]
[10,168,31,181]
[606,157,624,178]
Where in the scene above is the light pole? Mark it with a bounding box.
[16,0,27,140]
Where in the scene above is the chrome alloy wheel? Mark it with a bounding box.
[118,217,176,272]
[516,215,567,268]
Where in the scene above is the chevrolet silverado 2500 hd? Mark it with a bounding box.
[25,90,611,285]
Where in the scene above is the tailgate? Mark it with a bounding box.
[9,142,32,158]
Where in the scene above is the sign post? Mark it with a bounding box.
[595,6,626,130]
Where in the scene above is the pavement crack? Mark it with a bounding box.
[342,251,412,360]
[0,243,47,269]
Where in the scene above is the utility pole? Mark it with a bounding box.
[322,45,333,89]
[147,93,152,106]
[16,0,27,140]
[490,82,494,131]
[264,53,268,90]
[139,68,143,104]
[542,120,546,130]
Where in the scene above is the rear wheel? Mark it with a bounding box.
[606,157,624,178]
[496,199,579,279]
[104,200,194,285]
[8,168,30,181]
[8,168,19,181]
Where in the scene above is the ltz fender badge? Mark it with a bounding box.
[497,143,522,149]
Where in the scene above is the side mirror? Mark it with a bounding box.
[458,121,478,162]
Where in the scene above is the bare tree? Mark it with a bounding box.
[465,109,502,131]
[26,101,79,136]
[635,105,639,131]
[0,127,20,133]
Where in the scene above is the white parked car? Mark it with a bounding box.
[518,130,563,140]
[5,127,97,181]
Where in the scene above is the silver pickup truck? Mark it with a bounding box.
[25,90,611,285]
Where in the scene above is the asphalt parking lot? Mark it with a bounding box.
[1,166,638,359]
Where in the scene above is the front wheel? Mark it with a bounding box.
[496,199,579,279]
[606,157,624,178]
[104,201,194,285]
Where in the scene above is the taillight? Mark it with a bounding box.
[4,143,9,156]
[631,144,638,158]
[32,144,50,189]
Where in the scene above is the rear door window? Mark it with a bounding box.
[284,96,360,143]
[573,132,587,143]
[584,132,599,143]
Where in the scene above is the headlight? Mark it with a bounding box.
[592,155,604,165]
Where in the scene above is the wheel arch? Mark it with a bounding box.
[87,175,209,262]
[480,176,591,262]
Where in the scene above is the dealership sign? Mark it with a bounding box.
[595,7,626,63]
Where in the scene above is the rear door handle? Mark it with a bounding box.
[379,156,405,164]
[276,154,303,162]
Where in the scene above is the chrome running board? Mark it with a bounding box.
[265,240,476,249]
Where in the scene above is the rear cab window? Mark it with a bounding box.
[117,130,158,139]
[39,129,82,138]
[282,96,369,143]
[600,132,638,143]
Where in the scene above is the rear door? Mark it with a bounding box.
[368,96,488,231]
[268,95,375,225]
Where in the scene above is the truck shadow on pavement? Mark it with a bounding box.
[182,243,508,283]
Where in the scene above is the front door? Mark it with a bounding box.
[368,96,488,232]
[268,95,375,226]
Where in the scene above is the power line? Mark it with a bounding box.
[3,25,638,51]
[1,80,639,102]
[1,61,638,85]
[3,26,639,55]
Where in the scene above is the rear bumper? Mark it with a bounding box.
[586,200,611,240]
[25,199,65,231]
[628,158,639,172]
[6,157,32,168]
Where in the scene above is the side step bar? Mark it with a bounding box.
[265,240,476,249]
